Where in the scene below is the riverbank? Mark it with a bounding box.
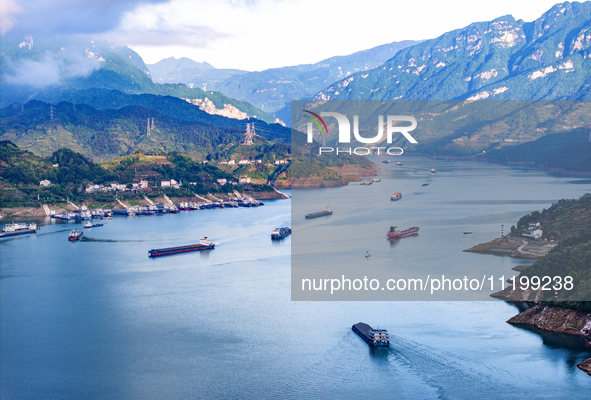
[0,189,289,221]
[505,305,591,376]
[463,235,556,259]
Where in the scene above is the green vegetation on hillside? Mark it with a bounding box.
[0,141,269,207]
[516,194,591,241]
[485,128,591,172]
[514,194,591,309]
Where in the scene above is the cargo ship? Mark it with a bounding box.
[148,237,215,257]
[305,206,333,219]
[387,226,419,238]
[352,323,389,347]
[271,227,291,240]
[391,193,402,201]
[69,230,83,241]
[1,222,38,237]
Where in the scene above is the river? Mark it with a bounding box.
[1,157,591,398]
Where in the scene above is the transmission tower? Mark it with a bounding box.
[244,122,255,145]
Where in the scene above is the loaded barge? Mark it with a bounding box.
[271,227,291,240]
[387,226,419,238]
[305,206,333,219]
[148,237,215,257]
[352,323,389,347]
[1,223,38,238]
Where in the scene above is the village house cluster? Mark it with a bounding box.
[84,180,149,193]
[522,222,543,239]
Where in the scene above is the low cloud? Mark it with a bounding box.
[2,0,169,36]
[0,0,24,35]
[103,24,228,47]
[2,48,101,88]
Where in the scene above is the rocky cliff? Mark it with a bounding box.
[506,305,591,375]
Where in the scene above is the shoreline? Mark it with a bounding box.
[466,233,591,377]
[505,305,591,376]
[463,235,556,259]
[0,189,289,221]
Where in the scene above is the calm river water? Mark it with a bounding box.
[1,157,591,399]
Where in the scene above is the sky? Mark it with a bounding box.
[0,0,572,71]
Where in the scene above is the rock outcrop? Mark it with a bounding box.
[506,305,591,376]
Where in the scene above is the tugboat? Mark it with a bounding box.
[271,227,291,240]
[148,237,215,257]
[387,226,419,238]
[352,323,389,347]
[391,193,402,201]
[69,230,83,241]
[305,206,333,219]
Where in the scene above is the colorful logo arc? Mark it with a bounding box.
[303,110,328,135]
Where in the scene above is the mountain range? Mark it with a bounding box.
[146,57,246,89]
[146,40,419,118]
[0,35,279,124]
[3,2,591,166]
[316,2,591,102]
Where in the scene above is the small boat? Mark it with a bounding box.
[69,230,83,241]
[464,231,472,234]
[396,162,402,166]
[391,193,402,201]
[305,206,333,219]
[360,180,372,185]
[271,227,291,240]
[370,177,381,183]
[352,323,389,347]
[365,251,371,258]
[84,222,104,228]
[382,160,391,164]
[148,237,215,257]
[431,168,437,173]
[422,182,429,186]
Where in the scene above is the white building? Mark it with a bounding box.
[39,179,51,187]
[139,180,149,189]
[217,178,227,185]
[161,180,171,187]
